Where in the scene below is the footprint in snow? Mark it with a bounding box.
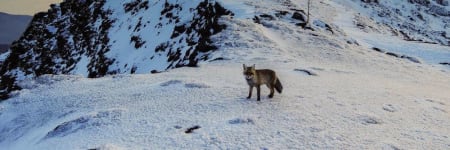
[160,80,182,86]
[432,107,447,113]
[425,99,446,105]
[383,144,400,150]
[310,67,325,71]
[331,69,355,74]
[382,104,399,112]
[420,99,447,113]
[228,118,255,125]
[45,109,124,139]
[306,127,323,132]
[357,115,382,125]
[184,83,210,88]
[160,80,210,88]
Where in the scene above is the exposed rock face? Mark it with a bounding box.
[0,0,232,99]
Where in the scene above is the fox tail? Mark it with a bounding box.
[275,78,283,93]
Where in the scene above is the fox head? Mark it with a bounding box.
[243,64,256,80]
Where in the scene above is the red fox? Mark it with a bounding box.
[243,64,283,101]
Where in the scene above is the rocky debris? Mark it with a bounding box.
[372,47,421,63]
[293,69,318,76]
[185,125,201,134]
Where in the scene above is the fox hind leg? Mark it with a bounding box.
[267,84,274,98]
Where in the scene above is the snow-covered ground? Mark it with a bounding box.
[1,0,449,149]
[332,0,450,69]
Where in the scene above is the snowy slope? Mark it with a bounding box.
[341,0,450,46]
[2,0,449,98]
[1,58,449,149]
[1,0,450,149]
[332,0,450,68]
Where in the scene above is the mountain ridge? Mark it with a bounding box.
[0,12,32,45]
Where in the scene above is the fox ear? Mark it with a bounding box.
[252,64,255,68]
[243,64,246,70]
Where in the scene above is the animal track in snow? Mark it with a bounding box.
[228,118,255,125]
[184,83,210,88]
[382,104,399,112]
[45,109,124,139]
[357,115,382,125]
[425,99,446,106]
[160,80,182,86]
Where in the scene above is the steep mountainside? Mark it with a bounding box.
[344,0,450,45]
[0,0,233,98]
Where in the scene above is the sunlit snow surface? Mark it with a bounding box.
[1,0,449,149]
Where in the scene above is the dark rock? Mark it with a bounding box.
[294,69,318,76]
[408,0,430,6]
[292,12,306,22]
[208,57,230,62]
[124,0,149,15]
[275,10,289,17]
[312,20,334,33]
[260,14,275,20]
[253,16,261,24]
[150,70,161,74]
[385,52,400,57]
[372,47,385,53]
[435,0,449,6]
[130,35,146,49]
[185,125,201,134]
[296,22,308,27]
[361,0,379,4]
[400,55,421,63]
[155,42,169,53]
[440,62,450,65]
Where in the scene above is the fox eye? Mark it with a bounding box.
[245,72,253,76]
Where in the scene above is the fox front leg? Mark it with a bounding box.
[256,85,261,101]
[247,86,253,99]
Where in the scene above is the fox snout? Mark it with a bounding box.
[245,75,253,80]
